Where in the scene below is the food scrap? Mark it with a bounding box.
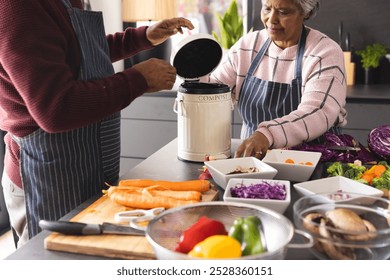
[226,166,259,175]
[198,166,212,180]
[284,158,313,165]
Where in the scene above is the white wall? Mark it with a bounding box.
[89,0,124,72]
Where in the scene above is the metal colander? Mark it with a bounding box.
[145,201,297,260]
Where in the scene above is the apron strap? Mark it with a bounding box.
[60,0,72,9]
[247,26,307,81]
[247,38,272,76]
[294,26,307,82]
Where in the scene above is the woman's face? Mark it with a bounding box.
[261,0,306,49]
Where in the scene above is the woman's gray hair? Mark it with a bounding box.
[294,0,320,20]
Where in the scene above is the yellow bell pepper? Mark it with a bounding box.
[188,235,242,259]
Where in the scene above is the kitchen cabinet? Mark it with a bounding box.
[119,93,178,176]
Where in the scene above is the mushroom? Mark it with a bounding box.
[387,202,390,227]
[303,213,326,252]
[326,209,367,232]
[303,213,324,235]
[326,208,377,241]
[303,208,378,260]
[318,219,356,260]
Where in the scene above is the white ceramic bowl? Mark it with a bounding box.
[293,176,384,198]
[223,178,291,214]
[204,157,278,189]
[262,149,322,182]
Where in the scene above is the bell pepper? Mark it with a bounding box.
[228,216,266,256]
[188,235,242,258]
[175,216,227,253]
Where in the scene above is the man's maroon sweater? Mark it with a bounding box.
[0,0,152,187]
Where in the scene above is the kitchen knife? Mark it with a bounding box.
[39,220,145,236]
[328,146,361,151]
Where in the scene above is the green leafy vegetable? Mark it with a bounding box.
[355,43,388,69]
[212,0,243,49]
[326,162,345,177]
[372,169,390,190]
[327,161,390,191]
[343,163,366,180]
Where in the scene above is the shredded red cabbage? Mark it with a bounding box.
[368,125,390,161]
[230,182,287,200]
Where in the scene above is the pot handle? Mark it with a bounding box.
[287,229,315,249]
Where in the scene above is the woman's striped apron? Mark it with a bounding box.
[238,27,307,140]
[12,0,121,237]
[238,27,340,143]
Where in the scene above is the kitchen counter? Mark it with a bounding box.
[6,138,324,260]
[346,84,390,103]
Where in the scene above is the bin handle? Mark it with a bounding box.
[173,98,184,116]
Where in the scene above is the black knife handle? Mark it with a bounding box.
[39,220,102,235]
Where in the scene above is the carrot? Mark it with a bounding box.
[361,173,374,185]
[361,164,386,185]
[118,179,210,192]
[373,165,386,177]
[109,185,202,201]
[107,187,199,209]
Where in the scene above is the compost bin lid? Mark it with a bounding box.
[171,33,223,80]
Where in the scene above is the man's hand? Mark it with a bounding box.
[132,58,177,92]
[146,17,194,46]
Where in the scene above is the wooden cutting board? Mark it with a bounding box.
[43,188,219,259]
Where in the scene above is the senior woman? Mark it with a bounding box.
[206,0,347,158]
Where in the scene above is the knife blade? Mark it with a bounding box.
[328,145,361,151]
[39,220,145,236]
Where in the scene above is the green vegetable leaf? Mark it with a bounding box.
[212,0,243,49]
[356,43,388,69]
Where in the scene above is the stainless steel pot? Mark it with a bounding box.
[145,201,313,260]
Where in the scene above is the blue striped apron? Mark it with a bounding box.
[238,28,307,140]
[12,0,121,237]
[238,27,339,145]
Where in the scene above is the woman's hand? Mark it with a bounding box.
[146,17,194,46]
[234,131,270,159]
